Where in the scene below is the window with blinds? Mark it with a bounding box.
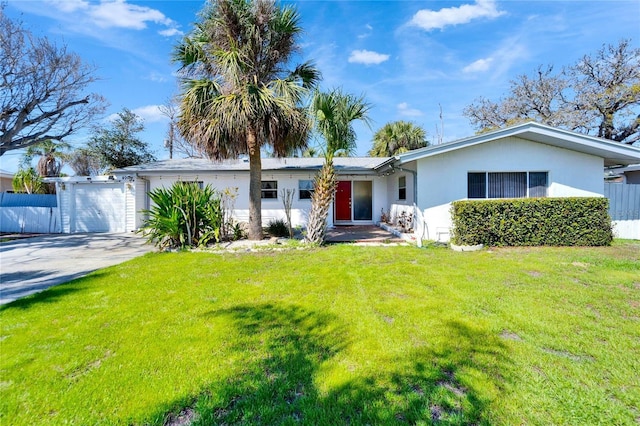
[467,172,548,199]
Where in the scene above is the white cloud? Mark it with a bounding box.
[409,0,505,31]
[159,28,183,37]
[88,0,174,29]
[42,0,181,34]
[397,102,423,117]
[132,105,167,123]
[463,57,494,73]
[147,71,168,83]
[106,105,167,124]
[358,24,373,39]
[348,49,390,65]
[45,0,89,13]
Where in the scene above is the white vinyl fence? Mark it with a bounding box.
[0,193,60,233]
[604,183,640,240]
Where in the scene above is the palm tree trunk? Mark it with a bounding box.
[247,127,263,240]
[305,158,335,244]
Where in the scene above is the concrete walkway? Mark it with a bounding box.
[325,225,406,243]
[0,233,152,305]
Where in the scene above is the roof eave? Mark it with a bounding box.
[396,122,640,166]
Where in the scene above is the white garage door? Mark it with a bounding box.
[74,184,125,232]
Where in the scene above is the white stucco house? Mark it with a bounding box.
[46,122,640,239]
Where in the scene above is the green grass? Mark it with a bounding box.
[1,241,639,425]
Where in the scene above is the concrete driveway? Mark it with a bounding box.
[0,233,153,305]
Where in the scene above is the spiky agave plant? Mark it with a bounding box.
[140,182,223,250]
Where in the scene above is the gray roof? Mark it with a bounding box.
[113,157,393,175]
[397,122,640,167]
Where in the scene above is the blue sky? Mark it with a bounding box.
[2,0,639,173]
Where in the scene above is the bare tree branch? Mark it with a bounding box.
[0,7,106,155]
[464,40,640,145]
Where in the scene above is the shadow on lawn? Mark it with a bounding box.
[0,272,103,311]
[160,304,509,425]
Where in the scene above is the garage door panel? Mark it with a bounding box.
[74,185,125,233]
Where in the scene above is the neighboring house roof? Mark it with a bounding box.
[612,164,640,173]
[396,122,640,167]
[605,163,640,180]
[113,157,393,176]
[0,169,15,179]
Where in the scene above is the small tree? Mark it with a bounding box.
[305,89,371,244]
[158,98,205,159]
[88,108,156,170]
[68,148,106,176]
[12,168,43,194]
[0,7,106,155]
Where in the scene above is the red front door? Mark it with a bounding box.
[335,181,352,221]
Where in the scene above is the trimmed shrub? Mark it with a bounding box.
[140,182,223,249]
[451,197,613,247]
[267,219,289,238]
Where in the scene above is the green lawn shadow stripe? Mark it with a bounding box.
[155,304,511,425]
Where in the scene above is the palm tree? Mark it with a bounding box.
[369,121,428,157]
[22,139,70,177]
[305,89,371,244]
[173,0,320,240]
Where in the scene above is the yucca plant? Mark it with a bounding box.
[140,182,223,250]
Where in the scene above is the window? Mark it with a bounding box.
[528,172,548,197]
[398,176,407,200]
[488,172,526,198]
[467,173,486,199]
[467,172,548,199]
[261,181,278,199]
[298,180,314,200]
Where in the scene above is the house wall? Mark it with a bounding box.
[143,170,388,229]
[133,178,149,230]
[385,163,417,229]
[414,136,605,241]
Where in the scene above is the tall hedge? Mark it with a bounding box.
[451,197,613,247]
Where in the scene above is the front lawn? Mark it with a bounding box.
[1,242,638,425]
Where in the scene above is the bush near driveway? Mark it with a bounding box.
[0,242,638,425]
[140,182,223,250]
